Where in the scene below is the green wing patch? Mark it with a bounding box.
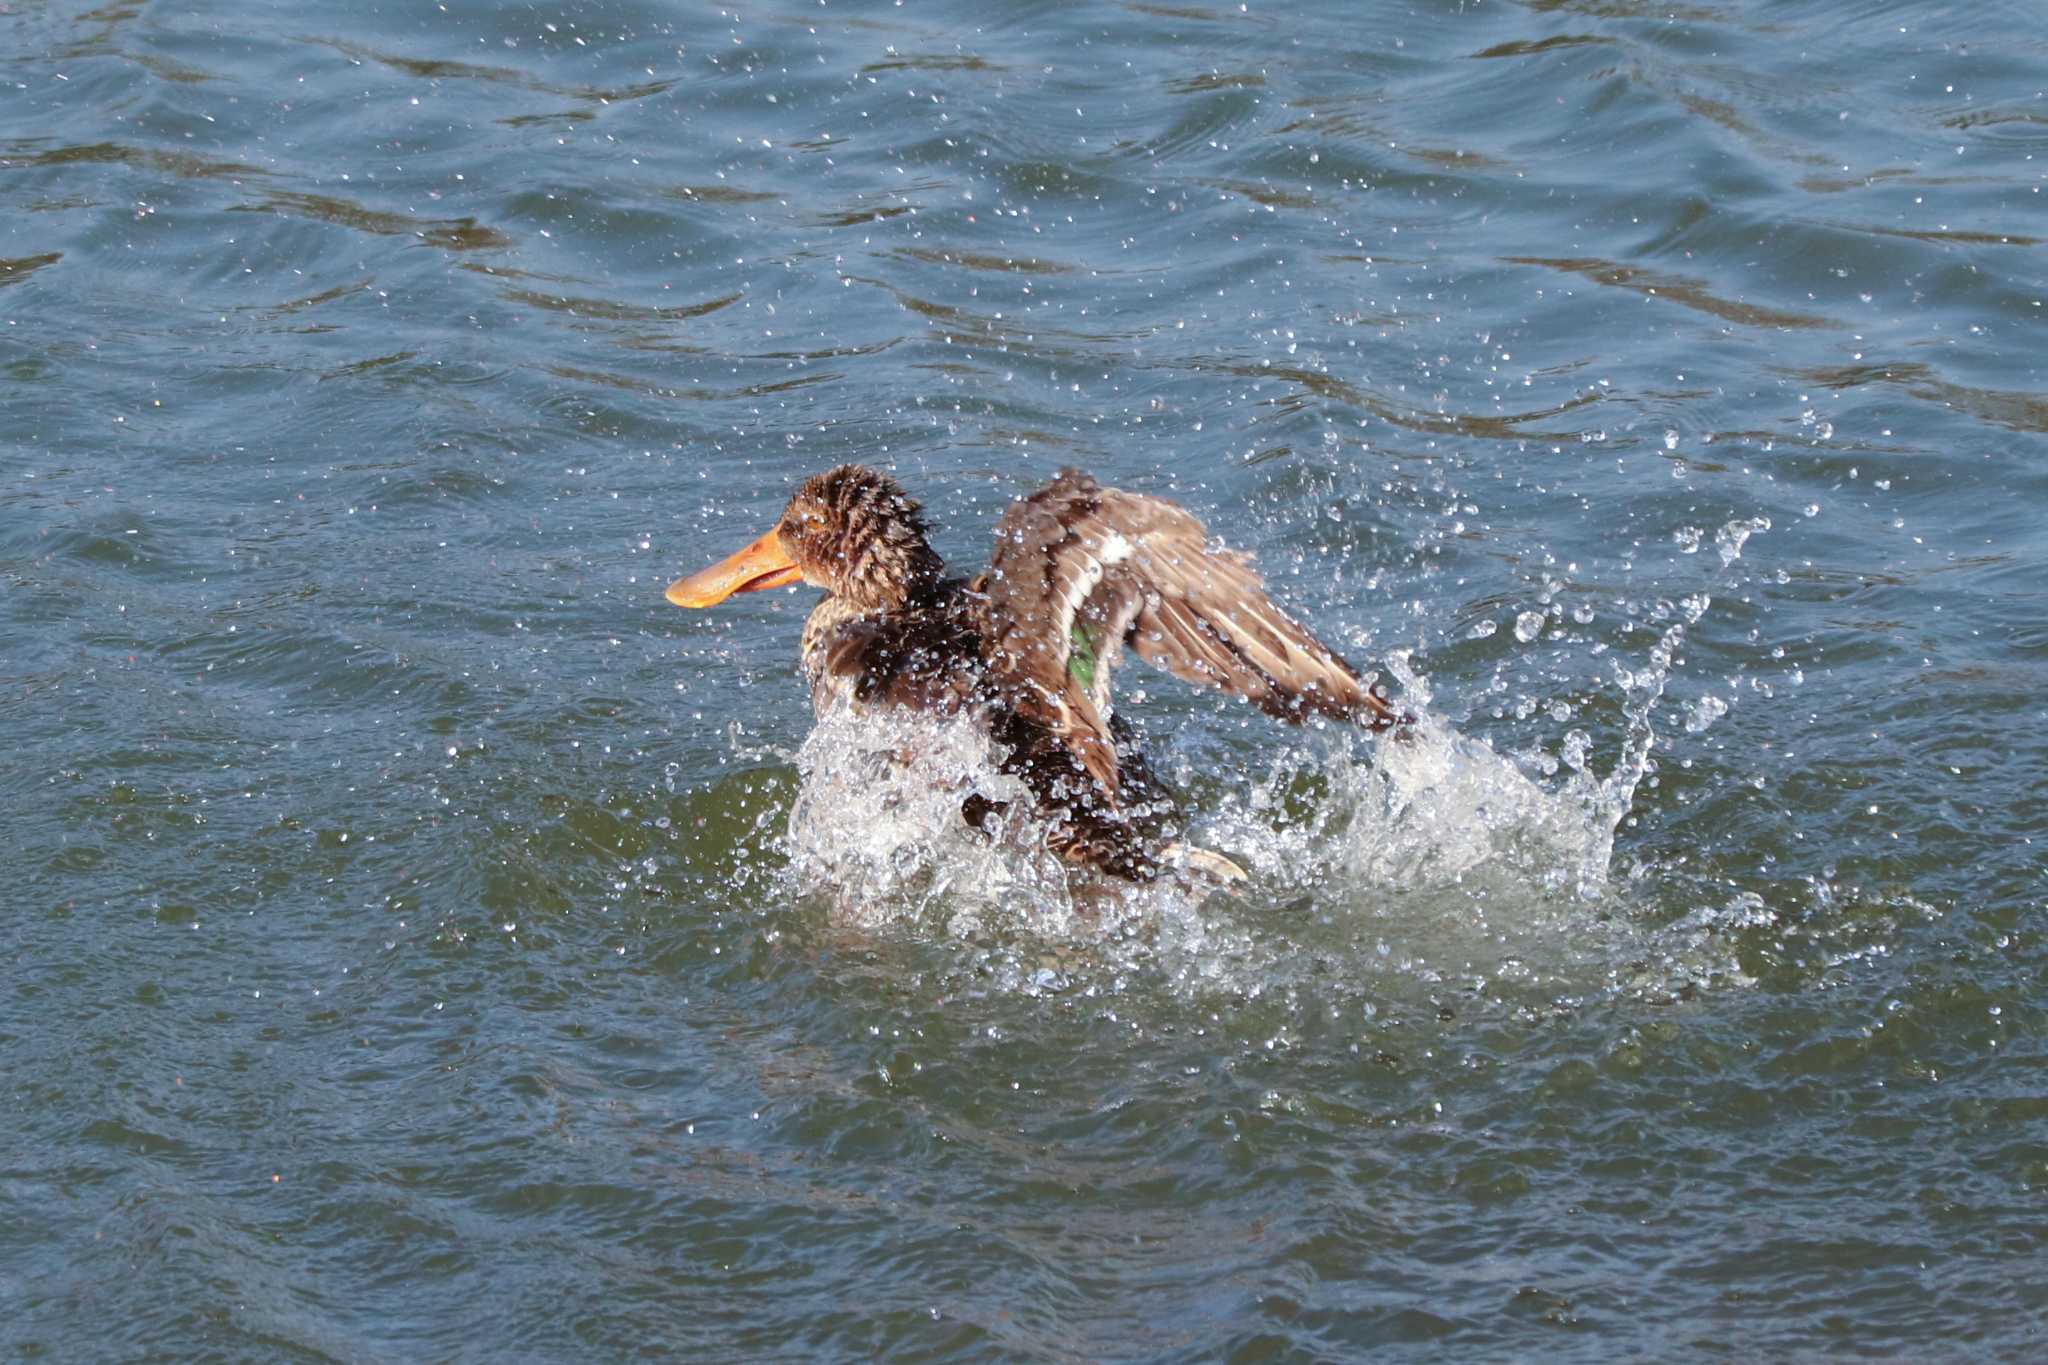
[1067,621,1099,693]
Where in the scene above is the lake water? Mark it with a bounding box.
[5,0,2046,1358]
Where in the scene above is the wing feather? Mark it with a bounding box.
[982,468,1393,802]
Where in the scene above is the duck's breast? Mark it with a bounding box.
[801,592,985,720]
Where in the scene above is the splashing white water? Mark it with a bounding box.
[758,623,1772,1006]
[785,704,1118,939]
[780,621,1680,922]
[735,510,1781,1004]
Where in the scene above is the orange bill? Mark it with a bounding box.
[665,529,801,607]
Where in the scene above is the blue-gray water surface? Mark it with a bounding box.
[5,0,2046,1358]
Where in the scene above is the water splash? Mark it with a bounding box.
[1280,636,1674,904]
[781,632,1674,917]
[784,704,1095,938]
[1715,515,1771,569]
[757,522,1784,1006]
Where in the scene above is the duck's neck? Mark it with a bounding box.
[839,539,946,613]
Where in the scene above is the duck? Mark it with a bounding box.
[666,464,1399,882]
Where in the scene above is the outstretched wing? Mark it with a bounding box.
[980,468,1394,800]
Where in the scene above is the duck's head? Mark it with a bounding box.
[666,464,944,613]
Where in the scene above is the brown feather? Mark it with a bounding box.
[982,468,1393,802]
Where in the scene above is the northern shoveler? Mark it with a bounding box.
[668,465,1399,881]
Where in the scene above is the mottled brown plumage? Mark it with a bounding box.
[668,464,1399,881]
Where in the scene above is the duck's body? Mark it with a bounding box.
[669,465,1397,882]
